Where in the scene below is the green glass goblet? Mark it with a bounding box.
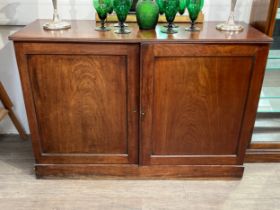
[107,0,114,14]
[156,0,165,15]
[185,0,204,31]
[162,0,179,29]
[161,0,179,34]
[113,0,132,34]
[93,0,112,31]
[114,22,129,27]
[163,23,179,29]
[165,0,185,28]
[113,0,129,29]
[178,0,186,15]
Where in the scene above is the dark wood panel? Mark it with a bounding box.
[247,0,280,162]
[15,43,139,164]
[29,55,127,154]
[246,149,280,162]
[250,0,279,36]
[141,44,269,166]
[151,57,252,156]
[249,142,280,149]
[245,143,280,162]
[11,19,272,177]
[35,164,244,179]
[9,21,271,44]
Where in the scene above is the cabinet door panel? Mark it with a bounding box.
[152,57,251,155]
[29,55,127,154]
[141,44,268,165]
[19,43,139,164]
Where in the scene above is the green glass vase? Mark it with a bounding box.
[113,0,132,34]
[93,0,112,31]
[186,0,204,31]
[178,0,186,15]
[161,0,179,34]
[156,0,165,15]
[136,0,159,30]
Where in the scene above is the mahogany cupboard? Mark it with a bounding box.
[246,0,280,162]
[10,20,271,178]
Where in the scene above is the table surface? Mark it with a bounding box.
[9,20,272,44]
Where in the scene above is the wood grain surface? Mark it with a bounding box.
[9,20,272,44]
[247,0,280,162]
[28,55,127,154]
[151,57,252,155]
[15,43,139,165]
[10,20,271,178]
[250,0,279,36]
[0,108,8,121]
[140,44,270,166]
[0,82,28,140]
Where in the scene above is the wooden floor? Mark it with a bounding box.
[0,135,280,210]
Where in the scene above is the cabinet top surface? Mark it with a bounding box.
[9,20,272,44]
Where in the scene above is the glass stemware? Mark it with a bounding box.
[161,0,179,34]
[113,0,132,34]
[185,0,204,31]
[93,0,112,31]
[156,0,166,15]
[161,0,179,29]
[43,0,71,30]
[156,0,178,29]
[107,0,114,14]
[216,0,244,31]
[178,0,186,15]
[114,22,129,27]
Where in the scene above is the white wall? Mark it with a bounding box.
[0,0,96,25]
[0,0,253,134]
[204,0,253,23]
[0,0,253,25]
[0,26,29,134]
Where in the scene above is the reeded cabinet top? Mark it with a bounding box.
[9,19,272,44]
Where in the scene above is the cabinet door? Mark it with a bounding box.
[16,43,139,164]
[141,44,269,165]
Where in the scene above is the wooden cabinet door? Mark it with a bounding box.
[141,44,269,165]
[15,43,139,164]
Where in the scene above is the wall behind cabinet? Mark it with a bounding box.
[0,0,253,25]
